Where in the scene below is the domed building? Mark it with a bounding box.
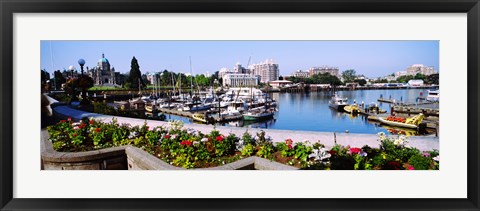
[87,53,116,86]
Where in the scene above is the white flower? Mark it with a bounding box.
[308,147,331,163]
[168,120,184,131]
[360,151,368,157]
[128,131,139,139]
[73,126,79,130]
[201,138,209,142]
[72,122,81,126]
[433,156,440,162]
[193,141,200,146]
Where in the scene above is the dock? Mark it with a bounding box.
[392,105,439,117]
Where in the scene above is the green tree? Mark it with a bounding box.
[396,75,414,83]
[354,79,367,86]
[41,69,50,92]
[425,73,439,85]
[195,74,210,87]
[126,56,144,89]
[210,71,220,85]
[342,69,356,83]
[53,70,66,90]
[414,73,425,80]
[161,70,172,87]
[312,73,342,85]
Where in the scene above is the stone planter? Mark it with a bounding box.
[41,130,298,170]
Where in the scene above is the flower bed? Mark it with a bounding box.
[47,118,440,170]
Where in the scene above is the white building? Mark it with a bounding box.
[249,59,279,83]
[395,64,436,78]
[308,66,340,78]
[291,70,309,78]
[408,79,424,87]
[269,80,293,88]
[219,67,234,79]
[223,74,260,87]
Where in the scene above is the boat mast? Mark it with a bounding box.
[189,56,193,99]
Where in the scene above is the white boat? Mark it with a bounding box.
[328,92,348,111]
[426,90,439,102]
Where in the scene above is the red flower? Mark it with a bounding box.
[78,123,87,129]
[407,166,415,170]
[67,117,72,122]
[95,128,101,133]
[89,120,94,124]
[60,120,66,123]
[164,134,170,139]
[285,139,293,147]
[215,135,224,142]
[329,150,337,155]
[349,148,362,154]
[180,140,193,146]
[73,133,77,137]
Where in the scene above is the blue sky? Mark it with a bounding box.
[40,41,439,78]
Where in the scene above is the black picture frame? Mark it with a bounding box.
[1,0,479,210]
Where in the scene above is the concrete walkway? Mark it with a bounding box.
[45,95,439,151]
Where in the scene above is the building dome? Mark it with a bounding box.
[98,53,109,64]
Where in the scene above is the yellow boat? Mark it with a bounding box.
[377,114,424,129]
[343,104,359,114]
[145,105,155,112]
[192,113,208,123]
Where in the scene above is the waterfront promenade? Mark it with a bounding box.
[45,95,439,151]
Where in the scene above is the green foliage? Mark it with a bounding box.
[396,75,414,83]
[354,79,367,86]
[342,69,357,83]
[425,73,439,85]
[126,56,144,89]
[241,143,255,156]
[310,73,342,85]
[408,154,434,170]
[256,143,275,159]
[242,131,255,146]
[293,142,313,163]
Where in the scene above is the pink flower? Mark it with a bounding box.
[67,117,72,122]
[285,139,293,149]
[407,166,415,170]
[349,148,362,154]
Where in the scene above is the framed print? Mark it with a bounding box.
[1,0,479,210]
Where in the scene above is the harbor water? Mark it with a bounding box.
[160,89,438,134]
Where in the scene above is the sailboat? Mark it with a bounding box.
[242,85,274,121]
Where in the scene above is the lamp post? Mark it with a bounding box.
[78,59,88,105]
[78,59,85,75]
